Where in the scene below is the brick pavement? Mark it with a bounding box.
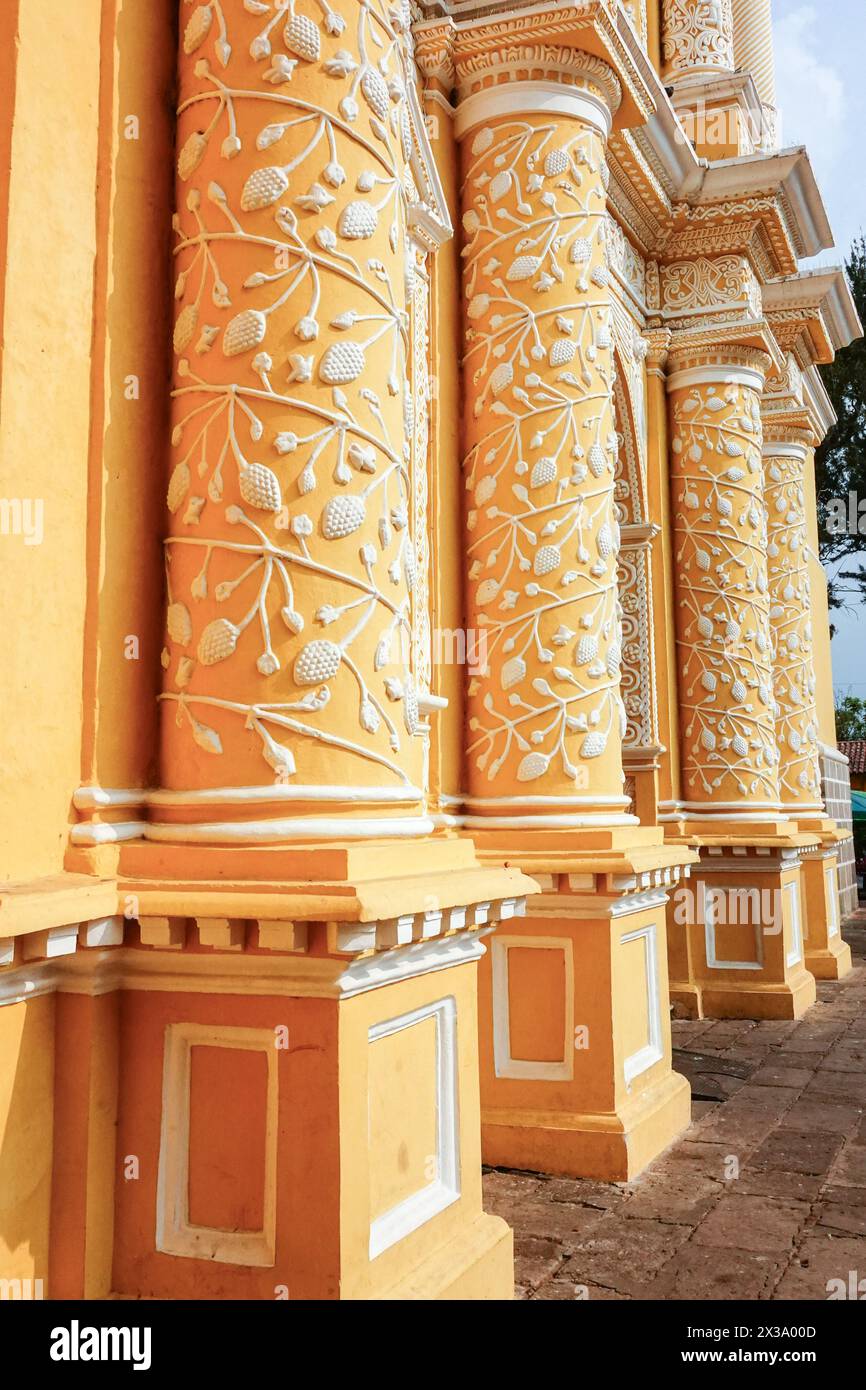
[482,907,866,1300]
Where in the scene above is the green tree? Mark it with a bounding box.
[835,693,866,741]
[815,235,866,612]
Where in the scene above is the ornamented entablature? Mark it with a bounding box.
[659,254,762,331]
[763,353,805,412]
[415,0,649,59]
[762,352,836,452]
[606,143,831,300]
[663,196,799,282]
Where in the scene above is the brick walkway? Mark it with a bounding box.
[482,907,866,1300]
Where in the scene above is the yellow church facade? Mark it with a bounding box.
[0,0,860,1300]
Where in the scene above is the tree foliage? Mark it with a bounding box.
[835,693,866,741]
[815,235,866,611]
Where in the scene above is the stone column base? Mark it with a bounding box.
[474,831,698,1183]
[375,1213,514,1301]
[6,841,533,1302]
[800,834,853,981]
[482,1069,691,1183]
[665,831,819,1020]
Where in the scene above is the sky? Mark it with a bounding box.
[773,0,866,698]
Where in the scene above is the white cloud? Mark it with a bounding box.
[774,4,846,172]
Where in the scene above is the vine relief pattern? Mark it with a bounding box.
[163,0,440,794]
[662,0,735,79]
[460,105,628,799]
[613,372,659,753]
[670,362,781,804]
[765,444,823,806]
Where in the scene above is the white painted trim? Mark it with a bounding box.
[145,783,424,807]
[338,929,491,997]
[74,783,424,809]
[143,815,435,843]
[785,880,803,967]
[462,793,631,809]
[491,935,574,1082]
[668,364,767,393]
[156,1023,278,1267]
[455,80,612,141]
[461,814,638,830]
[621,922,664,1087]
[0,926,501,1007]
[825,863,840,939]
[678,799,785,812]
[761,442,810,460]
[367,998,460,1260]
[70,821,149,846]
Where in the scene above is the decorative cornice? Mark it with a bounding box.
[801,364,838,439]
[763,266,862,366]
[696,148,833,261]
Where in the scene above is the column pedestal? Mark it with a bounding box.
[51,835,532,1300]
[665,827,817,1020]
[800,827,853,980]
[473,829,696,1180]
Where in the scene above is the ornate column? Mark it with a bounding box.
[661,0,764,159]
[731,0,777,149]
[764,419,852,978]
[163,0,437,840]
[451,10,697,1183]
[99,0,535,1304]
[668,343,780,821]
[661,0,735,82]
[664,336,817,1018]
[460,56,630,827]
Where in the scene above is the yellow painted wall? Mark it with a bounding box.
[0,996,55,1288]
[80,0,175,795]
[0,0,101,880]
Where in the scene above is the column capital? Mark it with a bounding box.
[667,337,775,391]
[643,327,672,375]
[412,17,457,96]
[415,2,657,133]
[761,419,816,454]
[453,44,622,141]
